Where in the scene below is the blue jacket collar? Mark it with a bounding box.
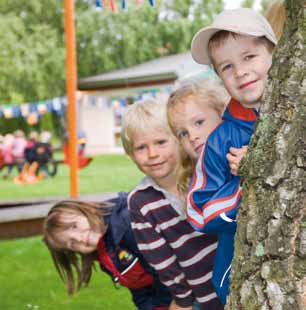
[104,192,129,248]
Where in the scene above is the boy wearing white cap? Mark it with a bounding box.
[184,8,277,305]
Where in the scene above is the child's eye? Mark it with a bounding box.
[245,54,255,61]
[71,223,77,229]
[221,64,232,72]
[134,145,145,151]
[157,139,167,145]
[195,119,204,126]
[177,130,188,139]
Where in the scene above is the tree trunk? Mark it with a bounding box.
[226,1,305,309]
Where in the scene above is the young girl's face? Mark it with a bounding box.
[53,212,102,254]
[170,97,222,160]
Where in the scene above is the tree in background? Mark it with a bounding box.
[226,0,305,308]
[0,0,224,104]
[76,0,224,77]
[241,0,255,8]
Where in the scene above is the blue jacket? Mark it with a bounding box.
[100,192,171,310]
[186,99,258,304]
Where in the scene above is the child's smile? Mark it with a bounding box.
[212,34,272,109]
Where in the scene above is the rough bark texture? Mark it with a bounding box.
[226,1,305,309]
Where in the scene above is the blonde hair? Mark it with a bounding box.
[121,98,175,156]
[265,0,286,41]
[167,79,229,194]
[43,200,112,295]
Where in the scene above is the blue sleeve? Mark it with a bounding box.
[186,130,241,234]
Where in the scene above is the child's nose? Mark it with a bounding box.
[73,232,86,244]
[189,130,199,143]
[235,66,248,78]
[147,146,158,158]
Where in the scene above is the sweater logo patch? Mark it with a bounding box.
[118,250,133,264]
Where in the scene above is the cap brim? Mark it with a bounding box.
[191,27,222,65]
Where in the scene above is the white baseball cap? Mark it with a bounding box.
[191,8,277,65]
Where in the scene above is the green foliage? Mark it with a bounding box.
[0,0,224,104]
[241,0,255,8]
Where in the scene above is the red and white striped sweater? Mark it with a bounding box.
[128,176,224,310]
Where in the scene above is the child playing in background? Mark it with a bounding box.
[12,130,27,173]
[173,8,277,304]
[0,135,4,170]
[2,133,15,179]
[43,192,171,310]
[122,99,224,310]
[16,131,40,184]
[35,131,53,177]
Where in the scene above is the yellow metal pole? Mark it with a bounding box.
[64,0,79,198]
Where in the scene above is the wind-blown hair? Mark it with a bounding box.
[43,200,113,295]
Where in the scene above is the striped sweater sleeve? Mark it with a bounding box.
[129,192,194,308]
[186,137,240,234]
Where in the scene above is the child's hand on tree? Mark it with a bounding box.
[226,146,248,176]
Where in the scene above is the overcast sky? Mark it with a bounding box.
[224,0,262,10]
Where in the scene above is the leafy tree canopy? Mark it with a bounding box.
[0,0,224,103]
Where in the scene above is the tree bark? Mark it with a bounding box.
[226,0,305,309]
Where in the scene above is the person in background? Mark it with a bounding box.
[0,134,4,170]
[12,129,27,173]
[35,131,53,177]
[2,133,15,179]
[14,131,41,184]
[43,193,171,310]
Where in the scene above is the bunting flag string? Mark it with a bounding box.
[95,0,153,11]
[0,85,172,125]
[95,0,102,9]
[0,97,67,124]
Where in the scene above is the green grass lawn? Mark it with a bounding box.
[0,154,144,200]
[0,236,135,310]
[0,154,144,309]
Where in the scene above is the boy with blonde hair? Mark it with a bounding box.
[122,99,224,310]
[184,8,277,304]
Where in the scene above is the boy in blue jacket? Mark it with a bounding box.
[184,8,276,304]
